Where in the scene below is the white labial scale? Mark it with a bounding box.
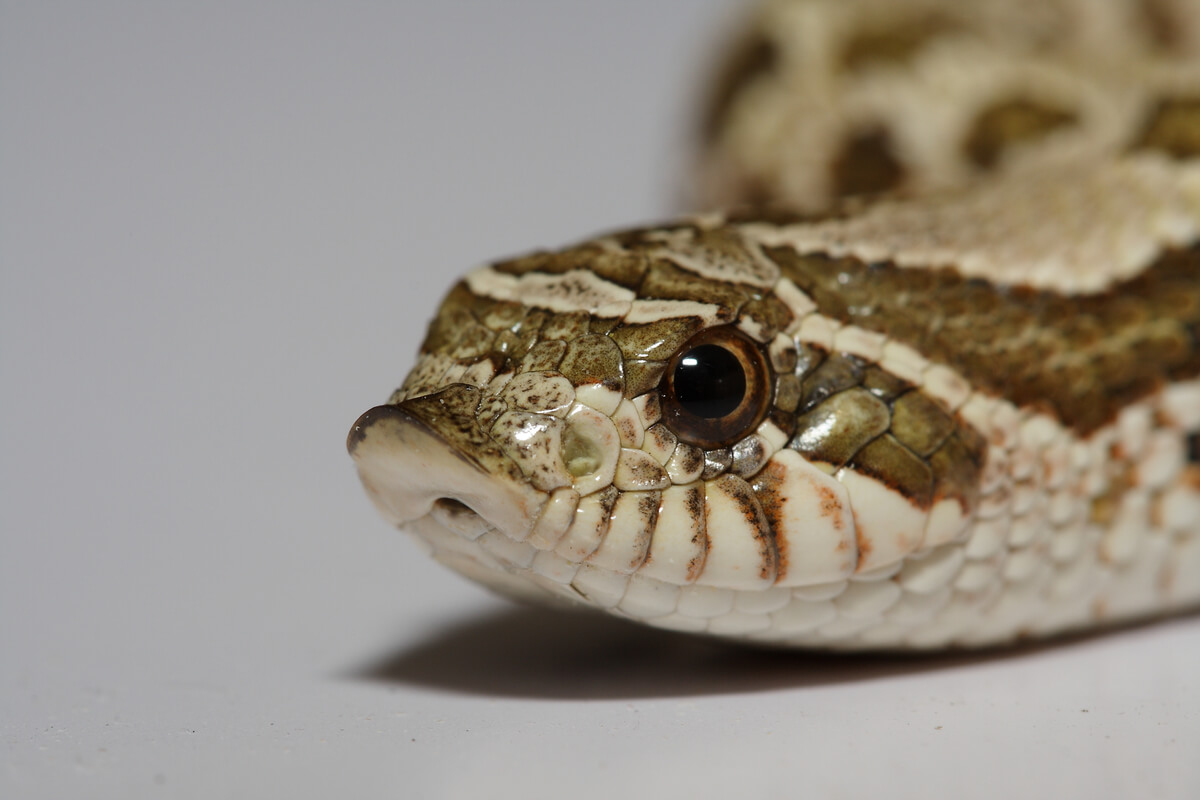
[612,449,671,492]
[610,399,644,449]
[555,490,613,562]
[527,487,580,550]
[587,491,656,574]
[664,443,705,484]
[760,450,857,586]
[631,392,662,429]
[837,467,929,573]
[640,424,677,466]
[638,484,706,585]
[695,476,776,589]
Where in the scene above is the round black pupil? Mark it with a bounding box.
[673,344,746,419]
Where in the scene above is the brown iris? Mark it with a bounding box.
[661,326,771,449]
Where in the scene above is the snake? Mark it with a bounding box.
[348,0,1200,649]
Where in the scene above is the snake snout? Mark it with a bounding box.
[348,390,547,540]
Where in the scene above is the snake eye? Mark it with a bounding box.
[661,326,771,449]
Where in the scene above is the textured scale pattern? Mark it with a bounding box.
[348,0,1200,649]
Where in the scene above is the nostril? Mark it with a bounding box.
[560,404,622,495]
[562,426,602,477]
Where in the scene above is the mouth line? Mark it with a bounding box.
[427,497,499,541]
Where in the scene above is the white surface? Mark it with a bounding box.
[2,2,1198,798]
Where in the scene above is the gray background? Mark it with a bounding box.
[2,2,1198,797]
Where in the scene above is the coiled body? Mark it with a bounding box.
[348,0,1200,649]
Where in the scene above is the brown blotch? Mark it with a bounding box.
[839,14,957,71]
[831,127,906,199]
[639,258,756,310]
[518,339,567,373]
[799,353,867,412]
[701,28,779,143]
[964,98,1078,170]
[928,432,983,515]
[861,364,913,403]
[790,387,892,470]
[739,294,795,341]
[1133,97,1200,160]
[765,243,1200,436]
[891,391,956,457]
[623,360,668,399]
[541,311,592,341]
[492,243,650,290]
[610,316,705,361]
[1137,0,1185,52]
[559,333,624,390]
[850,434,935,509]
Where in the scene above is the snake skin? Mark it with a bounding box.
[348,0,1200,649]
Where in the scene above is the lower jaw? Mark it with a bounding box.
[398,503,1195,650]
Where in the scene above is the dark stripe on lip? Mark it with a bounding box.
[764,241,1200,436]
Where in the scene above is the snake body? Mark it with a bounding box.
[348,0,1200,649]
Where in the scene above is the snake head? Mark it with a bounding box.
[349,220,988,637]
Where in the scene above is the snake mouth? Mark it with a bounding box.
[348,388,548,541]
